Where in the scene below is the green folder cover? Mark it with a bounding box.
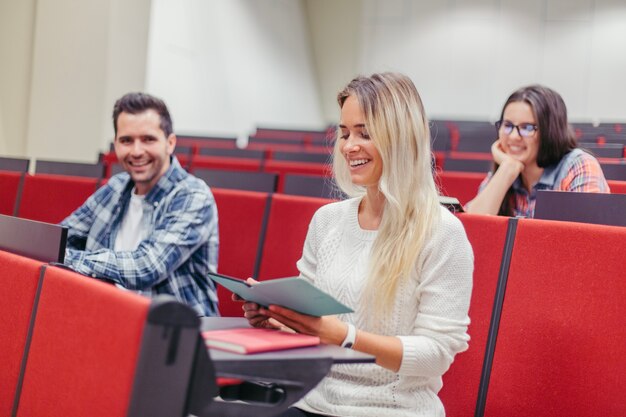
[209,273,354,317]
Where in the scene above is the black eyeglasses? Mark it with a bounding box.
[495,120,538,138]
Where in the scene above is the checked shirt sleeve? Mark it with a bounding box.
[559,151,610,193]
[60,187,107,251]
[64,188,216,290]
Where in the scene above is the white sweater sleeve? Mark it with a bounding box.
[397,211,474,377]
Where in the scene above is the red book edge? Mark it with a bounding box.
[202,327,320,354]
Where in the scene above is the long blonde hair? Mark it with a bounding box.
[333,73,441,316]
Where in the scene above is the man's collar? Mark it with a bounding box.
[143,156,185,204]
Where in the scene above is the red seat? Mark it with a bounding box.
[608,179,626,194]
[190,155,262,172]
[17,174,98,223]
[212,188,270,316]
[263,160,331,193]
[256,194,331,280]
[0,250,43,417]
[16,266,151,417]
[0,171,22,215]
[484,219,626,417]
[439,214,509,417]
[436,171,485,206]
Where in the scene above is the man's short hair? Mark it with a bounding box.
[112,92,173,137]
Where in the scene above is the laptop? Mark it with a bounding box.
[0,214,68,262]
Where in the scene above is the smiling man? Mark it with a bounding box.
[60,92,220,316]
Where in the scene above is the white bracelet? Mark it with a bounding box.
[341,323,356,349]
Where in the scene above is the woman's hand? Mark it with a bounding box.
[230,279,349,345]
[491,139,524,173]
[259,304,348,345]
[491,138,507,165]
[231,278,285,330]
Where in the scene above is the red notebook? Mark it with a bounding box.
[202,327,320,354]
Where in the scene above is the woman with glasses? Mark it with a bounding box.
[237,73,473,417]
[465,84,609,217]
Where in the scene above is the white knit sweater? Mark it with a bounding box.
[295,197,474,417]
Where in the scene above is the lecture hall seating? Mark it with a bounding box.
[15,266,152,417]
[439,214,509,417]
[436,171,485,206]
[0,171,23,215]
[608,179,626,194]
[0,250,44,417]
[15,265,216,417]
[211,188,270,317]
[4,135,626,416]
[0,156,30,173]
[263,160,331,193]
[16,174,99,223]
[256,193,331,280]
[483,219,626,417]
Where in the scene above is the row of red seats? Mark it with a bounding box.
[3,169,625,225]
[202,188,626,416]
[2,169,625,416]
[1,251,213,417]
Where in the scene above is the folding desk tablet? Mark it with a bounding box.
[0,213,67,262]
[200,317,375,417]
[534,190,626,227]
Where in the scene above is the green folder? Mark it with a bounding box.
[209,273,354,317]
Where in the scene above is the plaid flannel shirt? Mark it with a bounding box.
[61,157,220,316]
[478,148,610,218]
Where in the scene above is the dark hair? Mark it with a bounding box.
[499,84,576,167]
[112,92,173,137]
[497,85,577,216]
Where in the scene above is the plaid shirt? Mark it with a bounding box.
[61,157,220,316]
[478,148,610,218]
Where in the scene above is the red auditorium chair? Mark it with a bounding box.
[263,160,331,193]
[608,179,626,194]
[16,174,98,223]
[483,219,626,417]
[190,155,263,172]
[15,266,152,417]
[0,156,30,173]
[0,251,44,417]
[34,159,105,179]
[435,171,485,206]
[256,193,331,280]
[195,168,278,193]
[212,188,271,316]
[439,214,510,417]
[0,171,23,215]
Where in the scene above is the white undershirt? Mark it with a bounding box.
[114,189,148,252]
[114,189,149,293]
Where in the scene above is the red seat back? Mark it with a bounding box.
[16,266,150,417]
[17,174,98,223]
[439,214,509,417]
[212,188,270,316]
[0,171,22,215]
[436,171,485,206]
[608,179,626,194]
[263,160,331,192]
[190,155,262,172]
[0,250,43,417]
[257,194,331,280]
[484,219,626,417]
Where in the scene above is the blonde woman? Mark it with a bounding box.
[240,73,474,417]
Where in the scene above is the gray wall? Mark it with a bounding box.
[0,0,150,164]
